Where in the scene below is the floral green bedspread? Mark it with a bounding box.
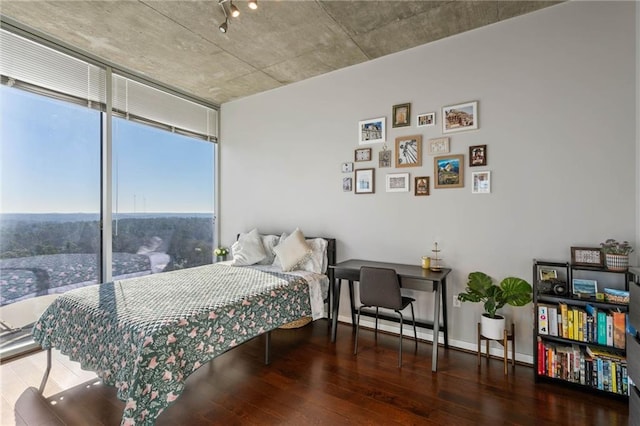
[32,263,312,425]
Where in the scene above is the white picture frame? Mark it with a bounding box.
[443,100,478,134]
[341,162,353,173]
[427,137,450,155]
[358,117,386,145]
[385,173,409,192]
[471,171,491,194]
[417,112,435,127]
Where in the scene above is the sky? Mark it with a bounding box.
[1,85,215,214]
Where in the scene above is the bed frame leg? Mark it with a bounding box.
[265,331,271,365]
[39,348,52,394]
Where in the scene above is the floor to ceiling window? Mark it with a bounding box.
[112,118,215,277]
[0,27,218,359]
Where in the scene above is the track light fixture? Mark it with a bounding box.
[219,19,228,33]
[230,2,240,18]
[217,0,257,34]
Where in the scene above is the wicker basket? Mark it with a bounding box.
[605,253,629,271]
[279,316,312,329]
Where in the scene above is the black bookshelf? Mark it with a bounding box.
[533,259,630,399]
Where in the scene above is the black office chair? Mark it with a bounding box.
[354,266,418,367]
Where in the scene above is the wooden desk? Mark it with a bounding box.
[328,259,451,372]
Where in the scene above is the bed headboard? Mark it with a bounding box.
[235,233,336,267]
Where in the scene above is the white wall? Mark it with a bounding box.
[219,1,637,361]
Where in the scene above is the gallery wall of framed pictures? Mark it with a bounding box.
[343,100,491,195]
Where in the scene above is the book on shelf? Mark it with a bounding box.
[548,305,558,336]
[597,311,607,345]
[611,310,626,349]
[559,303,568,338]
[606,314,613,347]
[538,304,549,335]
[567,308,574,340]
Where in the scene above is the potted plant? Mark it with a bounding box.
[457,271,533,339]
[600,239,633,271]
[214,246,229,262]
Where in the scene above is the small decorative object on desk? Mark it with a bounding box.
[214,246,229,262]
[421,256,430,269]
[600,238,633,271]
[430,242,442,271]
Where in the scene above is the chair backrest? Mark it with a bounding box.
[359,266,402,310]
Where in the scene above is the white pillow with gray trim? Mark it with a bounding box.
[273,228,312,272]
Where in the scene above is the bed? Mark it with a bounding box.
[32,230,336,425]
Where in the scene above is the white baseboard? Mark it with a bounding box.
[338,314,534,365]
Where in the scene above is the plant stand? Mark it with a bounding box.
[477,322,515,375]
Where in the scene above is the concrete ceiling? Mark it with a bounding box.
[0,1,560,107]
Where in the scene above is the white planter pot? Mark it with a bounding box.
[480,313,506,340]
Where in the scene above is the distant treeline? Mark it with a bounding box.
[0,217,214,271]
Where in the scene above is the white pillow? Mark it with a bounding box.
[273,228,312,272]
[257,234,280,265]
[300,238,328,274]
[230,228,266,266]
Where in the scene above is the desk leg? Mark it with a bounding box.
[348,280,356,328]
[331,278,342,342]
[431,280,441,372]
[441,277,448,348]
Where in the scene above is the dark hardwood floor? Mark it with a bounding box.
[6,320,629,425]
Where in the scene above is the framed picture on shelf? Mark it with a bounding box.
[342,177,352,192]
[354,168,375,194]
[417,112,435,127]
[427,137,450,155]
[392,103,411,127]
[442,100,478,134]
[570,246,604,267]
[385,173,409,192]
[572,278,598,296]
[471,171,491,194]
[434,154,464,188]
[539,268,558,281]
[395,135,422,168]
[358,117,386,144]
[354,147,372,162]
[469,144,487,166]
[415,176,429,196]
[341,162,353,173]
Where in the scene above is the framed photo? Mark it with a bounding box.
[471,171,491,194]
[392,103,411,127]
[354,168,375,194]
[572,279,598,296]
[469,144,487,167]
[395,135,422,168]
[386,173,409,192]
[342,177,352,192]
[570,247,604,267]
[539,268,558,281]
[434,155,464,188]
[427,137,450,155]
[358,117,386,145]
[443,100,478,134]
[415,176,429,196]
[378,148,391,168]
[341,162,353,173]
[417,112,435,127]
[354,147,372,162]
